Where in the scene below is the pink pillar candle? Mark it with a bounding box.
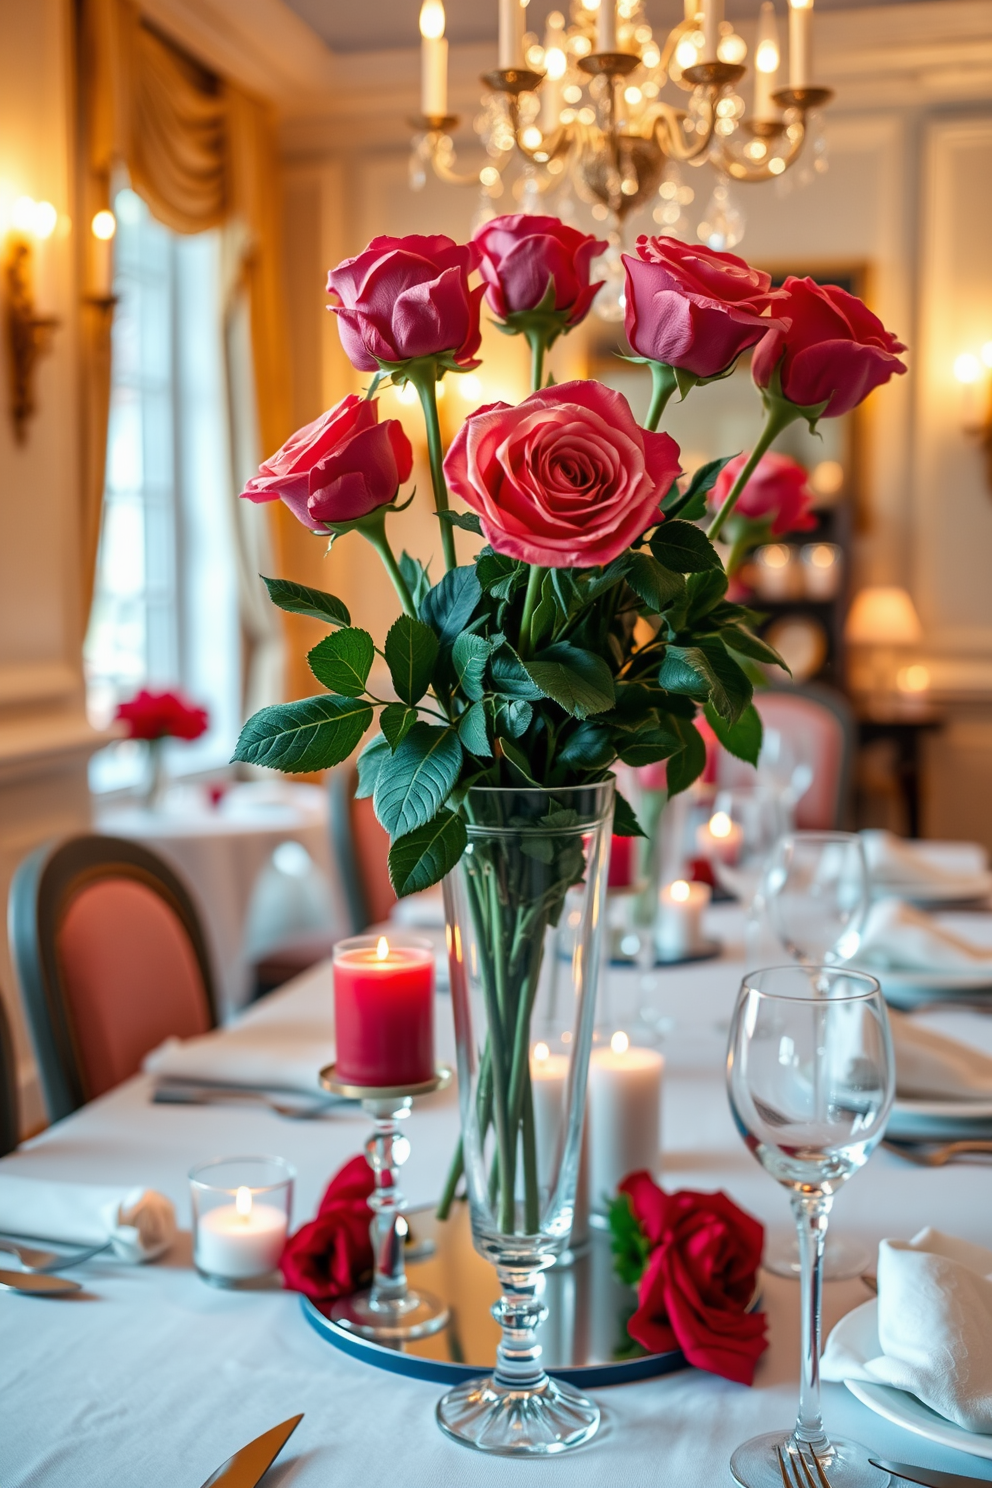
[333,935,435,1088]
[608,833,636,889]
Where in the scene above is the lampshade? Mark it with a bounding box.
[844,586,923,645]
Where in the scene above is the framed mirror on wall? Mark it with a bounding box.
[590,263,866,691]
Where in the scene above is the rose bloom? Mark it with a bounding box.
[619,1170,768,1386]
[327,234,484,372]
[444,381,680,568]
[623,236,786,378]
[751,275,907,417]
[474,214,607,328]
[115,689,208,742]
[711,452,817,537]
[240,394,413,532]
[279,1155,375,1304]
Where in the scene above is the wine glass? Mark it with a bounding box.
[727,966,894,1488]
[765,832,869,966]
[697,786,787,907]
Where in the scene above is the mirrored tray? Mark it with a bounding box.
[302,1201,687,1387]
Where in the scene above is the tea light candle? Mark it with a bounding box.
[195,1186,288,1280]
[656,878,711,961]
[588,1032,663,1213]
[334,936,435,1088]
[696,810,743,865]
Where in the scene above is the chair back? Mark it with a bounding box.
[718,684,855,830]
[0,992,18,1156]
[329,767,396,933]
[9,836,216,1121]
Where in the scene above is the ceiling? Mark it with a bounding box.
[285,0,947,54]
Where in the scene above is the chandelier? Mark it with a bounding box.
[411,0,832,311]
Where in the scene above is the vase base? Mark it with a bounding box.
[435,1372,600,1456]
[330,1287,449,1341]
[731,1432,889,1488]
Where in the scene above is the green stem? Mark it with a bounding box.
[526,329,548,394]
[645,362,678,432]
[362,523,416,617]
[410,371,457,573]
[725,528,751,578]
[521,1074,540,1235]
[518,565,546,659]
[706,398,801,544]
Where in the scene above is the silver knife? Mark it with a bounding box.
[0,1267,82,1296]
[871,1458,992,1488]
[199,1414,303,1488]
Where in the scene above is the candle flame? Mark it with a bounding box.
[376,936,389,961]
[611,1030,629,1055]
[419,0,446,39]
[670,879,691,902]
[91,208,116,241]
[235,1186,253,1220]
[533,1041,550,1062]
[709,811,732,839]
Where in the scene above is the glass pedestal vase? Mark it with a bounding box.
[436,782,613,1456]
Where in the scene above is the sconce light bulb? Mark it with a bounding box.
[91,209,117,242]
[419,0,445,40]
[11,196,37,234]
[33,201,58,240]
[954,352,981,385]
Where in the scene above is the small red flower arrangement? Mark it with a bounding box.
[115,689,209,742]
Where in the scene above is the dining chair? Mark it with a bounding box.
[0,990,19,1156]
[719,682,856,830]
[8,835,217,1122]
[328,764,396,933]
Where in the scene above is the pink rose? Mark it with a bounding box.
[751,276,907,417]
[443,380,680,568]
[473,214,607,328]
[239,394,412,532]
[711,452,817,537]
[623,236,786,378]
[326,234,484,372]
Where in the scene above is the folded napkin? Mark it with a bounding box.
[890,1008,992,1100]
[823,1228,992,1432]
[862,830,988,893]
[857,897,992,973]
[0,1173,175,1262]
[144,1025,335,1096]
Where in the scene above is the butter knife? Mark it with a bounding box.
[871,1458,992,1488]
[0,1267,82,1296]
[199,1414,303,1488]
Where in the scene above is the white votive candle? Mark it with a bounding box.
[696,810,743,865]
[656,878,711,961]
[531,1042,589,1243]
[195,1186,288,1280]
[588,1032,663,1213]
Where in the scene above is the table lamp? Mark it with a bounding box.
[845,585,925,704]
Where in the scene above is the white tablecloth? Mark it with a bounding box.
[95,782,344,1014]
[3,906,992,1487]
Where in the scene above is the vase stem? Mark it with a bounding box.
[493,1265,548,1390]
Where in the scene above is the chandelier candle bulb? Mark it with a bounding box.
[597,0,617,54]
[499,0,524,68]
[701,0,723,63]
[656,879,712,961]
[333,936,435,1088]
[697,810,743,865]
[788,0,813,88]
[541,21,567,132]
[419,0,448,117]
[588,1033,664,1214]
[90,209,116,297]
[752,1,780,121]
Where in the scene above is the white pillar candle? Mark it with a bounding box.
[789,0,812,88]
[597,0,617,53]
[752,1,780,121]
[195,1187,288,1280]
[90,210,116,298]
[531,1043,588,1243]
[701,0,722,63]
[588,1032,663,1214]
[499,0,523,69]
[419,0,448,116]
[696,810,743,865]
[656,878,711,961]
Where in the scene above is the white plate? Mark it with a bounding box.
[887,1096,992,1139]
[829,1300,992,1461]
[871,875,992,907]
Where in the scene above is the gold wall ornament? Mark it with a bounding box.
[5,236,60,445]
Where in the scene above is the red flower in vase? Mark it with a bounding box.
[115,690,209,742]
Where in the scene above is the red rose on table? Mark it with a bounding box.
[443,381,680,568]
[279,1155,374,1303]
[474,214,607,328]
[619,1170,767,1386]
[623,236,786,378]
[115,690,209,742]
[239,394,412,532]
[710,452,817,538]
[327,234,484,372]
[751,276,907,417]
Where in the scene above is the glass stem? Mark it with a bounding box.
[365,1098,413,1309]
[792,1191,832,1450]
[493,1264,549,1391]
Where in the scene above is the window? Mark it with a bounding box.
[85,189,241,792]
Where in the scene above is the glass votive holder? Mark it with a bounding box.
[190,1156,294,1288]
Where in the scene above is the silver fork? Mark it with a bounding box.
[776,1443,833,1488]
[883,1138,992,1166]
[0,1239,111,1272]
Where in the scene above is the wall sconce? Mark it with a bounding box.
[954,344,992,493]
[5,196,61,444]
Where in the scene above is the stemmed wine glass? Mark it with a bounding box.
[727,966,894,1488]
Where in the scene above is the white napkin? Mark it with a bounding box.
[861,830,988,893]
[823,1228,992,1433]
[144,1026,335,1095]
[890,1008,992,1099]
[857,897,992,973]
[0,1174,176,1262]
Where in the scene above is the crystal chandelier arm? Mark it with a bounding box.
[650,99,716,164]
[412,118,499,188]
[709,88,832,183]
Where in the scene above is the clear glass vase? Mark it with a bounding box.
[436,781,614,1456]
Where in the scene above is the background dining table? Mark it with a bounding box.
[3,904,992,1488]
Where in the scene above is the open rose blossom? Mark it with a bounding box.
[711,452,817,537]
[751,276,907,417]
[474,214,608,328]
[623,236,786,378]
[239,394,412,532]
[279,1155,374,1304]
[619,1170,768,1385]
[115,690,208,742]
[443,381,680,568]
[327,234,484,372]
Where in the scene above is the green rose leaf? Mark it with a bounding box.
[355,732,390,797]
[650,519,722,574]
[625,552,686,613]
[705,698,763,766]
[399,551,431,611]
[524,643,615,719]
[476,552,525,600]
[493,698,533,739]
[617,725,682,768]
[308,626,374,696]
[722,624,790,671]
[380,702,419,752]
[697,638,753,724]
[657,646,711,700]
[685,569,729,624]
[419,566,482,649]
[384,615,440,705]
[557,722,614,770]
[612,788,646,839]
[437,510,484,536]
[490,647,545,701]
[261,576,351,627]
[666,720,708,796]
[233,695,372,774]
[457,700,492,758]
[373,723,463,839]
[452,632,491,703]
[388,809,468,897]
[661,455,735,522]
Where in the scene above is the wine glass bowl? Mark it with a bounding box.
[698,785,787,907]
[765,831,869,966]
